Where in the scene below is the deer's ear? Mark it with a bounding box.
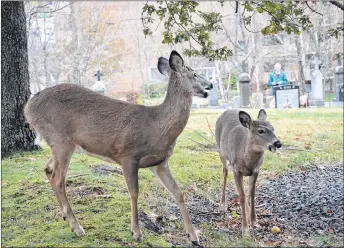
[239,111,252,129]
[169,50,184,72]
[258,109,267,121]
[157,57,170,76]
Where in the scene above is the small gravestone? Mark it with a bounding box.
[310,57,324,107]
[232,96,240,108]
[90,80,105,95]
[238,73,251,107]
[335,66,343,102]
[275,85,300,109]
[208,82,219,106]
[191,103,200,109]
[251,92,264,109]
[220,103,230,109]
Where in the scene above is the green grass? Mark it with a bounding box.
[325,92,336,102]
[1,108,343,247]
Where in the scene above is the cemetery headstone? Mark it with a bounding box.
[89,80,105,95]
[208,81,219,106]
[335,66,343,102]
[251,92,264,109]
[191,103,200,109]
[238,72,251,107]
[310,57,324,107]
[232,96,241,108]
[275,85,300,109]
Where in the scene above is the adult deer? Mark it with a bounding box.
[24,51,212,245]
[215,109,282,236]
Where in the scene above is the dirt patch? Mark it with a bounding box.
[185,143,218,152]
[142,163,343,247]
[254,163,343,245]
[93,164,123,175]
[66,184,109,199]
[139,212,164,235]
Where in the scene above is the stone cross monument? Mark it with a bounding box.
[310,57,324,106]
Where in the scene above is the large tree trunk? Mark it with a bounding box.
[1,1,38,158]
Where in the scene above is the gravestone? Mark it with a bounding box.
[89,80,105,95]
[275,85,300,109]
[208,81,219,106]
[310,57,324,107]
[238,73,251,107]
[251,92,264,109]
[335,66,343,102]
[232,96,241,108]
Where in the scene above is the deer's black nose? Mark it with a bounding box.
[205,83,213,90]
[274,141,282,148]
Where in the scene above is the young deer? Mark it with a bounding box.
[24,51,212,245]
[215,109,282,236]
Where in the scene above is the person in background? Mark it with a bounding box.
[267,63,288,96]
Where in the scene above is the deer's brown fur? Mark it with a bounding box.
[24,51,212,245]
[215,109,282,236]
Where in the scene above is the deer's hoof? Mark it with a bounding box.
[188,228,202,247]
[219,201,227,212]
[219,204,226,212]
[132,230,143,242]
[192,240,203,247]
[242,228,250,237]
[72,225,85,237]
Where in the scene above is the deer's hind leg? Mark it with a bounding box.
[219,155,229,211]
[45,138,85,236]
[150,162,200,246]
[121,159,141,241]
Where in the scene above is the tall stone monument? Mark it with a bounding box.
[208,81,219,106]
[335,66,343,102]
[310,57,324,107]
[238,73,251,107]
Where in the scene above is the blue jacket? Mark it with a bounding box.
[267,71,288,87]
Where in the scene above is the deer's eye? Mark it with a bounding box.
[258,129,265,134]
[193,73,197,77]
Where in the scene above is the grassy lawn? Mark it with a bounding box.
[1,108,343,247]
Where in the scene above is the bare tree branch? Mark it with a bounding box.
[206,117,215,137]
[305,1,323,16]
[329,1,344,11]
[164,1,202,48]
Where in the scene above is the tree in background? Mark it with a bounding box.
[142,1,343,96]
[142,1,343,61]
[26,1,127,92]
[1,1,38,158]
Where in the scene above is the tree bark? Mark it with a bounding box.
[1,1,38,158]
[70,3,80,84]
[294,34,306,94]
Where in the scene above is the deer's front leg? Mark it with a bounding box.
[233,170,249,236]
[150,162,201,246]
[249,171,259,226]
[122,162,142,241]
